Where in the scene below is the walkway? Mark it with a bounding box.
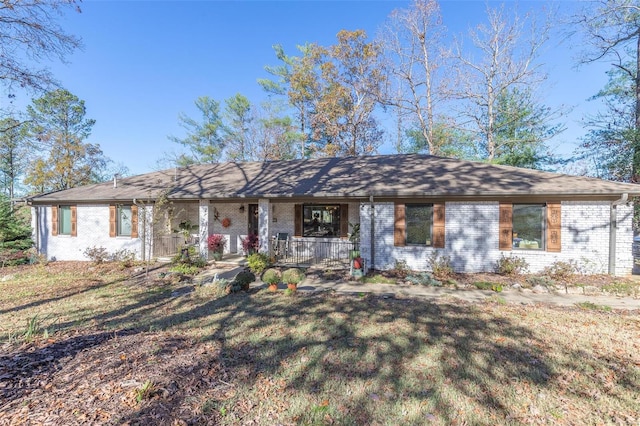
[194,265,640,311]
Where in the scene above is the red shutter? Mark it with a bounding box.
[433,203,445,248]
[340,204,349,238]
[394,203,405,247]
[499,203,513,251]
[109,205,116,237]
[70,205,77,237]
[51,206,58,236]
[546,203,561,252]
[131,205,139,238]
[294,204,302,237]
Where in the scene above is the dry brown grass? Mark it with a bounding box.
[0,262,638,425]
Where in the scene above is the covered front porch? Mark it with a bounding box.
[150,199,361,268]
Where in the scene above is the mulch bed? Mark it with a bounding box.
[0,329,231,425]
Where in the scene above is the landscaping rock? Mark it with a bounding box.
[511,283,522,290]
[532,285,548,294]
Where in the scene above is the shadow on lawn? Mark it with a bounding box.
[2,286,638,425]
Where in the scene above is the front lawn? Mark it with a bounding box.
[0,262,638,425]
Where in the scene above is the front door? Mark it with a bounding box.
[248,204,259,235]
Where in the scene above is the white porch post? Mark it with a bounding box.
[258,199,271,254]
[199,200,209,259]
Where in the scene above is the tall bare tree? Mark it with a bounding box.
[0,0,81,92]
[380,0,454,156]
[575,0,640,182]
[453,4,553,162]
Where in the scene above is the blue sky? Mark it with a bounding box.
[8,0,610,176]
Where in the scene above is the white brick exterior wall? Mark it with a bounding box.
[33,205,143,261]
[360,200,634,276]
[33,198,634,276]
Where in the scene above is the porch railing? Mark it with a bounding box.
[272,238,359,268]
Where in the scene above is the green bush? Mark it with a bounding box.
[169,264,202,275]
[0,197,32,267]
[233,270,256,291]
[282,268,305,284]
[262,268,281,284]
[474,281,503,292]
[247,252,270,275]
[495,254,529,275]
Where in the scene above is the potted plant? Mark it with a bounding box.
[207,234,227,261]
[262,268,281,292]
[241,233,260,255]
[282,268,305,292]
[348,222,360,259]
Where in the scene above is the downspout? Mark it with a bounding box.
[133,198,145,262]
[608,193,629,275]
[369,195,375,272]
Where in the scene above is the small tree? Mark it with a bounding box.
[0,195,32,266]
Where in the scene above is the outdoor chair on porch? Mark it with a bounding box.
[272,233,289,259]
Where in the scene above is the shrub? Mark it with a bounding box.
[111,248,136,267]
[247,252,269,275]
[241,233,259,254]
[233,270,256,291]
[282,268,305,284]
[207,234,227,252]
[392,259,410,278]
[526,275,556,289]
[262,268,281,284]
[169,263,201,275]
[427,251,454,279]
[474,281,503,292]
[0,196,32,267]
[495,254,529,275]
[406,272,442,286]
[83,246,110,264]
[541,260,579,281]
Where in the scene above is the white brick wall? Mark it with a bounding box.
[360,200,635,276]
[33,205,143,261]
[208,202,249,254]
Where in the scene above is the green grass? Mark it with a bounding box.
[575,301,613,312]
[602,280,640,297]
[1,262,639,425]
[360,274,397,284]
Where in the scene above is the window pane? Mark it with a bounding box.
[59,206,71,235]
[303,205,340,237]
[406,204,433,245]
[118,206,132,236]
[513,204,544,249]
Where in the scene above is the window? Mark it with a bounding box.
[52,205,76,237]
[394,202,445,248]
[512,204,545,250]
[406,204,433,245]
[59,205,72,235]
[109,205,138,238]
[303,205,341,237]
[499,202,561,252]
[117,205,132,236]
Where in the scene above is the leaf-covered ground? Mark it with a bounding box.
[0,262,639,425]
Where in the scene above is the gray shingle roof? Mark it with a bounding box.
[27,154,640,204]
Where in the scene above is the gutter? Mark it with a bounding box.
[608,193,629,275]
